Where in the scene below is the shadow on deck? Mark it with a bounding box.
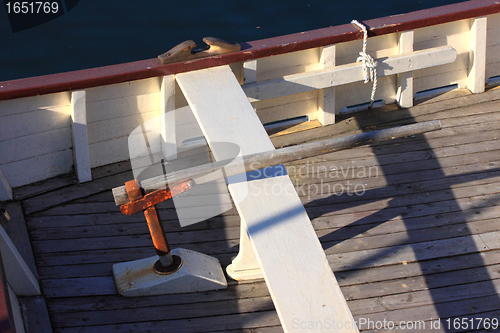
[12,87,500,332]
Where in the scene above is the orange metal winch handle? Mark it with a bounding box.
[122,179,194,257]
[121,179,194,215]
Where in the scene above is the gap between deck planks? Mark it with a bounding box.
[16,86,500,215]
[20,86,500,332]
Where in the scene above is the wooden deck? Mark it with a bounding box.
[13,86,500,332]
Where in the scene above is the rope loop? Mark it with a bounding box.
[351,19,378,108]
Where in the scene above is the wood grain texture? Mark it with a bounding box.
[16,74,500,333]
[468,16,487,93]
[176,65,358,333]
[71,90,92,183]
[243,46,457,102]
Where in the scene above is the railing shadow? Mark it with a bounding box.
[299,109,500,330]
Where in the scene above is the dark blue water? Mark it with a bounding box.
[0,0,466,81]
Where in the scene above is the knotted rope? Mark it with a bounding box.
[351,20,377,108]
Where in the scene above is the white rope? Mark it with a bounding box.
[351,19,377,108]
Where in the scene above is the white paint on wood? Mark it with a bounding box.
[71,90,92,183]
[243,45,457,101]
[226,218,263,280]
[327,75,397,111]
[174,106,207,152]
[87,110,159,145]
[318,45,336,125]
[0,107,69,142]
[414,19,471,53]
[85,78,161,169]
[335,33,398,66]
[244,60,257,84]
[7,284,25,333]
[1,150,73,187]
[0,168,12,201]
[484,13,500,80]
[0,128,72,165]
[468,16,487,94]
[160,75,177,160]
[256,92,319,124]
[89,137,129,169]
[177,65,358,333]
[397,30,414,108]
[486,12,500,46]
[255,48,320,82]
[0,92,70,118]
[413,68,468,93]
[85,77,160,104]
[0,92,73,187]
[0,225,40,296]
[86,94,160,124]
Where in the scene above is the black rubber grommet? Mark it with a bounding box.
[154,255,183,275]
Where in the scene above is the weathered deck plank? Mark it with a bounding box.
[18,87,500,332]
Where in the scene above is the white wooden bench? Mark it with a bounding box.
[176,65,358,332]
[165,43,459,331]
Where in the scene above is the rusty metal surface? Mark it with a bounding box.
[120,179,194,215]
[143,206,170,256]
[121,179,196,257]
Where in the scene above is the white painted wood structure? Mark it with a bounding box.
[177,65,358,332]
[1,10,497,190]
[0,2,499,332]
[71,90,92,183]
[0,225,40,296]
[0,168,12,201]
[242,45,457,101]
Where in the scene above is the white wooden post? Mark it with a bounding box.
[0,225,40,296]
[397,30,414,108]
[0,168,12,201]
[226,218,263,280]
[161,75,177,160]
[318,45,336,125]
[225,59,264,279]
[71,90,92,183]
[468,16,487,94]
[6,284,25,333]
[243,60,258,84]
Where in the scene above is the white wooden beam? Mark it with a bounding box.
[7,284,25,333]
[318,45,336,125]
[225,217,263,280]
[397,30,414,108]
[468,16,487,94]
[243,45,457,101]
[160,75,177,160]
[177,66,358,333]
[71,90,92,183]
[0,168,12,202]
[0,225,40,296]
[243,60,258,84]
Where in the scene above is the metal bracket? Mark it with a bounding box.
[121,178,194,273]
[158,37,241,65]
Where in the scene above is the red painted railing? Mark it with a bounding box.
[0,0,499,101]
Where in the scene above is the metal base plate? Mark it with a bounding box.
[113,248,227,297]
